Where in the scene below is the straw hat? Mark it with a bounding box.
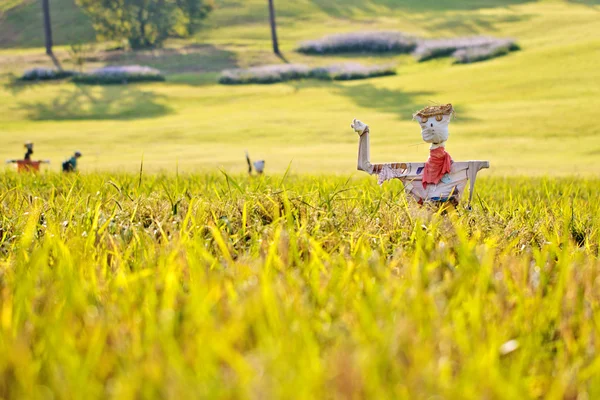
[414,104,454,122]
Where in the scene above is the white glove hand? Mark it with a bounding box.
[351,118,368,136]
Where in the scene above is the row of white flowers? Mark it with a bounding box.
[21,68,77,81]
[298,31,417,54]
[219,62,395,85]
[297,31,518,64]
[413,36,519,63]
[20,65,164,84]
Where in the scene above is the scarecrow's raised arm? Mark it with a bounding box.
[351,119,375,174]
[352,119,406,175]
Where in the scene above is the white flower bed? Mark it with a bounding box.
[310,63,396,81]
[219,62,396,85]
[452,40,519,64]
[296,31,519,64]
[219,64,312,84]
[73,65,165,85]
[20,68,77,81]
[413,36,519,62]
[297,31,417,54]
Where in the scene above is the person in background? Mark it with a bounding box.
[62,151,82,173]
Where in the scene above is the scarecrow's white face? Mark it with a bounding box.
[416,114,450,145]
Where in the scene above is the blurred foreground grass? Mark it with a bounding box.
[1,172,600,398]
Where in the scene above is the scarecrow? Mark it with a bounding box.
[351,104,489,207]
[5,142,50,172]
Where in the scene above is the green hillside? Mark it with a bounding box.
[0,0,534,48]
[0,1,599,175]
[0,0,94,48]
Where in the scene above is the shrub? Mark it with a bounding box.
[413,37,518,62]
[72,65,165,85]
[219,63,395,85]
[219,64,312,85]
[297,31,417,55]
[452,41,520,64]
[310,63,396,81]
[412,39,464,62]
[296,31,519,64]
[20,68,77,81]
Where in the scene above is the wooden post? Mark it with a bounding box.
[267,0,280,56]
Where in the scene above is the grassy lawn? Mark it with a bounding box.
[0,1,599,175]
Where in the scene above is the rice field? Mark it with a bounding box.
[1,1,599,175]
[1,171,599,399]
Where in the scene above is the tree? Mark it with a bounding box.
[41,0,62,69]
[76,0,214,49]
[267,0,280,56]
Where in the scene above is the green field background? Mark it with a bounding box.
[1,0,599,175]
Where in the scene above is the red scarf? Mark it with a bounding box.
[422,147,452,189]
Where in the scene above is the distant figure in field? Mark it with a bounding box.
[6,142,50,172]
[62,151,82,173]
[245,151,265,175]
